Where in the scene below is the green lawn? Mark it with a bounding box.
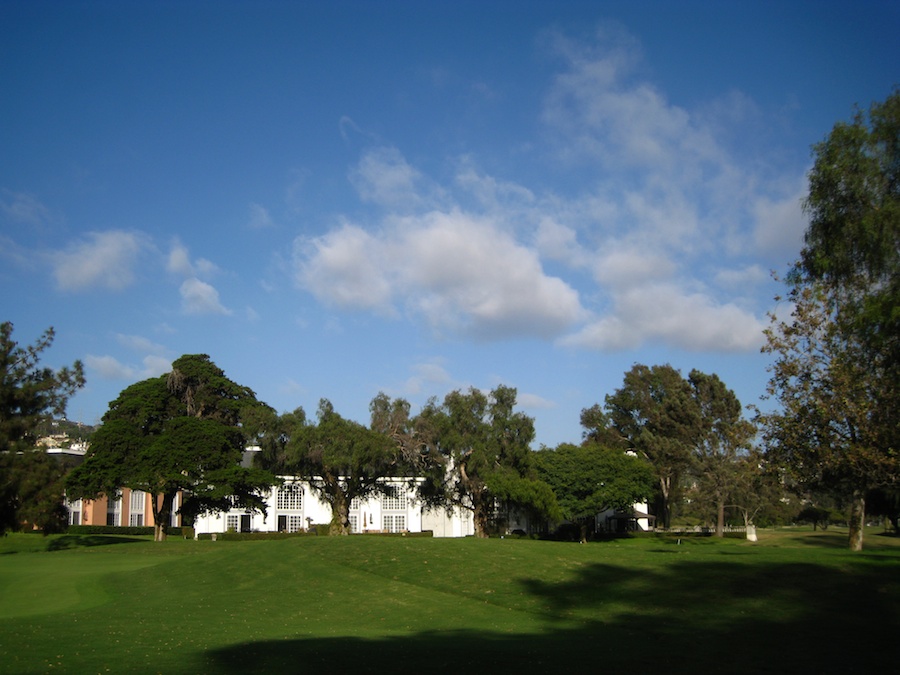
[1,528,897,674]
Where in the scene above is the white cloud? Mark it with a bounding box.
[592,248,677,289]
[141,355,172,377]
[179,278,231,315]
[562,282,765,353]
[534,218,589,268]
[350,147,430,210]
[51,230,146,291]
[1,189,53,226]
[294,222,394,313]
[85,353,171,380]
[402,359,453,396]
[714,264,770,288]
[517,392,557,410]
[166,241,194,277]
[399,210,583,339]
[85,354,136,380]
[294,208,584,340]
[167,240,219,279]
[115,333,167,354]
[752,185,807,261]
[249,202,275,229]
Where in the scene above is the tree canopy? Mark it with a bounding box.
[762,91,900,551]
[415,385,558,537]
[263,400,399,535]
[595,364,700,528]
[66,354,277,541]
[533,443,654,525]
[1,322,85,535]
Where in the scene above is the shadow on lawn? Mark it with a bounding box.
[204,557,898,675]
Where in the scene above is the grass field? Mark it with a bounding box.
[1,528,897,674]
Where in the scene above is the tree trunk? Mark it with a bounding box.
[848,491,865,551]
[715,496,725,538]
[659,476,671,529]
[330,491,350,536]
[471,487,491,538]
[150,492,173,542]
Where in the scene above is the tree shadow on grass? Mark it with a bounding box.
[204,558,898,675]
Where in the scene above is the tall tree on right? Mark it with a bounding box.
[760,91,900,551]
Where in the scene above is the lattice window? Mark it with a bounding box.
[383,514,406,533]
[381,490,407,511]
[277,483,303,510]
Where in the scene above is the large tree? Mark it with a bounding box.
[762,91,899,551]
[271,400,399,536]
[1,322,85,534]
[416,385,558,538]
[596,364,701,529]
[66,354,277,541]
[687,370,756,537]
[532,443,654,540]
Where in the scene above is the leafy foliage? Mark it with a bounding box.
[262,400,400,536]
[593,364,700,528]
[533,443,654,523]
[66,355,277,541]
[415,385,558,537]
[762,91,900,550]
[0,322,85,534]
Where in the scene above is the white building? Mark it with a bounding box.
[192,477,476,538]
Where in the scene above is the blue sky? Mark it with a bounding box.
[2,1,898,448]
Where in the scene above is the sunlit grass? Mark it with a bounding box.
[0,529,897,673]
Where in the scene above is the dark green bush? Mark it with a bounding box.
[66,525,186,537]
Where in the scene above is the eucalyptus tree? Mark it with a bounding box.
[598,364,700,529]
[761,91,900,550]
[688,370,756,537]
[415,385,558,538]
[278,399,398,535]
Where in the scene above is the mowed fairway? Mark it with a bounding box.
[1,530,898,674]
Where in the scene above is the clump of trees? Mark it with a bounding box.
[1,322,85,535]
[581,364,759,537]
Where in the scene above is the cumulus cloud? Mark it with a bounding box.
[115,333,167,354]
[166,240,218,278]
[517,392,557,410]
[292,23,802,355]
[294,208,584,340]
[85,353,171,380]
[51,230,146,291]
[179,278,231,315]
[166,239,229,315]
[349,146,431,210]
[561,282,766,353]
[294,222,394,313]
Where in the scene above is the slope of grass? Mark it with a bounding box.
[0,529,897,674]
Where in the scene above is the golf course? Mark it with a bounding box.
[1,529,897,674]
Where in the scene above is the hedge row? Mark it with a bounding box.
[197,529,435,541]
[66,525,190,537]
